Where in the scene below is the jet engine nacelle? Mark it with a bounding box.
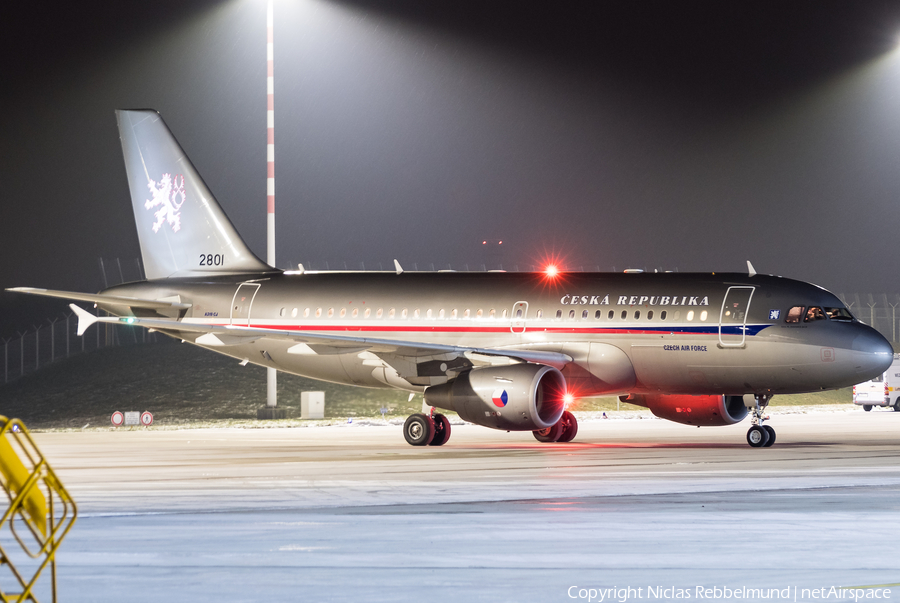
[425,364,566,431]
[620,393,748,426]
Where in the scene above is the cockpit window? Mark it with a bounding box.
[825,307,853,322]
[785,306,804,323]
[804,307,827,322]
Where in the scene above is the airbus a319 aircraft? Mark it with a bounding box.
[10,110,893,447]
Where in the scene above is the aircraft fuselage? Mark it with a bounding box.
[101,270,892,397]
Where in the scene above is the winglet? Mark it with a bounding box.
[747,261,757,277]
[69,304,98,336]
[394,259,403,275]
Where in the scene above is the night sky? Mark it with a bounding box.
[4,0,900,337]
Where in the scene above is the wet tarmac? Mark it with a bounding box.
[22,410,900,602]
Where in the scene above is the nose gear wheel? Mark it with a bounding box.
[746,394,776,448]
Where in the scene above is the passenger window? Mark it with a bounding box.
[377,308,383,318]
[401,309,408,318]
[279,308,285,317]
[426,309,432,319]
[536,309,543,319]
[315,308,322,318]
[661,310,667,321]
[414,309,420,318]
[687,310,694,321]
[608,310,614,320]
[291,308,298,318]
[489,309,496,318]
[569,310,576,319]
[388,308,395,318]
[582,310,588,319]
[364,308,371,318]
[502,309,508,318]
[621,310,627,320]
[515,309,523,318]
[634,310,641,320]
[785,306,804,323]
[804,307,826,322]
[304,308,310,318]
[352,308,358,318]
[340,308,347,318]
[595,310,601,319]
[674,310,681,320]
[328,308,334,318]
[556,310,562,319]
[647,310,654,320]
[464,309,470,318]
[700,310,707,321]
[476,309,483,318]
[439,309,445,319]
[451,309,458,319]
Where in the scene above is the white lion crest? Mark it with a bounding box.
[145,173,186,233]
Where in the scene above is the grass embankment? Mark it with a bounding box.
[0,341,852,430]
[0,342,420,429]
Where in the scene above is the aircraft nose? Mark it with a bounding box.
[851,326,894,381]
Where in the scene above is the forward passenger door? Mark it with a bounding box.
[719,286,754,347]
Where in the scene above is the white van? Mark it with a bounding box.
[853,353,900,411]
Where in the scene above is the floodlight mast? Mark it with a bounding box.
[266,0,277,410]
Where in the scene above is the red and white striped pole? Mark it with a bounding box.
[266,0,276,267]
[266,0,277,410]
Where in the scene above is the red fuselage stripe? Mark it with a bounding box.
[208,322,729,336]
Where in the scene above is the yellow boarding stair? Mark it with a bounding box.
[0,417,76,602]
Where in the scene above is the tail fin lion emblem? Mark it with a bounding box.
[145,173,185,233]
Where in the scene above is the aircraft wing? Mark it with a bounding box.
[67,305,572,380]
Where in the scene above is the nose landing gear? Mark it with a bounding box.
[746,394,775,448]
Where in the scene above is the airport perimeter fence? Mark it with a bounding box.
[0,311,164,385]
[837,293,900,344]
[1,257,164,385]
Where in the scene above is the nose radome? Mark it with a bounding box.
[852,327,894,379]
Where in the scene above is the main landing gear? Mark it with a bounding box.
[533,411,578,443]
[746,394,775,448]
[403,412,451,446]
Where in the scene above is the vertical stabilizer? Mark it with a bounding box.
[116,109,273,280]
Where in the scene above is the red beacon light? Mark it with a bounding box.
[563,393,575,408]
[545,264,559,278]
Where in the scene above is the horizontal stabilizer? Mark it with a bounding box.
[7,287,192,310]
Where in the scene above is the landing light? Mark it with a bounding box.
[123,317,136,324]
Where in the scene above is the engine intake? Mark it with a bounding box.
[425,364,566,431]
[620,393,748,426]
